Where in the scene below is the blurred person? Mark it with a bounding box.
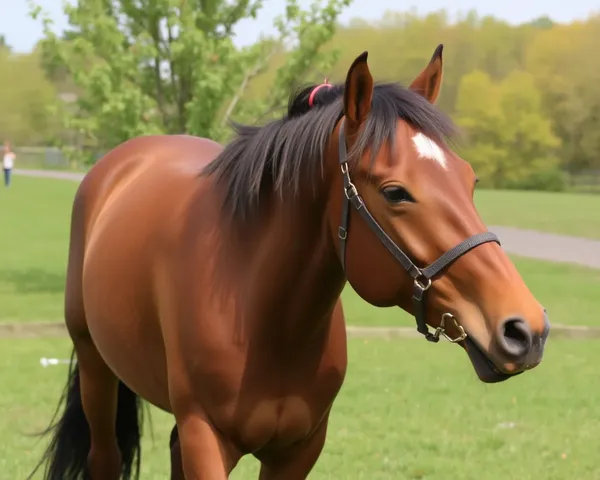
[3,141,15,188]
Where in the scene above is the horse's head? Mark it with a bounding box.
[324,46,550,383]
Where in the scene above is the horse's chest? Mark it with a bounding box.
[226,367,345,453]
[235,395,315,451]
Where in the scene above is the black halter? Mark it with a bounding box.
[336,120,501,343]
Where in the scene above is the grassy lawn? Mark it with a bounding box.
[0,177,78,321]
[3,337,599,479]
[344,255,600,328]
[1,176,599,325]
[474,189,600,240]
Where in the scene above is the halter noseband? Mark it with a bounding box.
[336,120,501,343]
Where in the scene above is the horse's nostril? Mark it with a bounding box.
[498,317,532,359]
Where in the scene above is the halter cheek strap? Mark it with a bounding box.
[336,119,501,343]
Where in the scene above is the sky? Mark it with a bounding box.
[1,0,599,53]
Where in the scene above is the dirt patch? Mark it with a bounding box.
[0,322,68,338]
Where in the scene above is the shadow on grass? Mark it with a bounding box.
[0,268,65,294]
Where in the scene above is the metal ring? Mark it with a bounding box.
[414,277,432,291]
[437,313,467,343]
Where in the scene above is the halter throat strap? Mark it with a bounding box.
[335,120,500,342]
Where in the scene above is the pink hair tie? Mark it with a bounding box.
[308,78,332,107]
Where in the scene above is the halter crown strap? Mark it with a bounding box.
[336,120,501,342]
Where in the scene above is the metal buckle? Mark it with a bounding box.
[344,183,358,200]
[433,313,467,343]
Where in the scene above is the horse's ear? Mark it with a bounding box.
[343,51,374,133]
[409,44,444,104]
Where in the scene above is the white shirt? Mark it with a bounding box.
[3,152,15,169]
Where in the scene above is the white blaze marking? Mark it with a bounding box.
[411,132,447,169]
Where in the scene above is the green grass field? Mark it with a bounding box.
[3,337,600,479]
[2,177,599,479]
[1,176,599,325]
[474,189,600,240]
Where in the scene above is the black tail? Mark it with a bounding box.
[28,349,143,480]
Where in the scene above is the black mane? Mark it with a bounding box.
[201,82,457,222]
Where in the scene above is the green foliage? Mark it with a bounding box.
[286,9,599,192]
[0,49,59,146]
[19,5,600,192]
[0,35,10,52]
[455,69,562,190]
[28,0,351,160]
[320,10,541,114]
[525,17,600,174]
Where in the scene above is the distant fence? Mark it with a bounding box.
[15,146,71,170]
[569,170,600,194]
[14,146,104,171]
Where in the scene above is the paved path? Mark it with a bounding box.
[14,168,85,182]
[14,168,600,269]
[488,226,600,270]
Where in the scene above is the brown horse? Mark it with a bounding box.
[30,45,550,480]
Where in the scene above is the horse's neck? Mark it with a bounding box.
[240,197,346,330]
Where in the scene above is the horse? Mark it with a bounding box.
[29,44,550,480]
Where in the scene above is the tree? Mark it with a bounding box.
[0,35,10,53]
[0,50,59,145]
[28,0,351,162]
[527,15,555,30]
[319,9,539,116]
[455,69,561,190]
[525,16,600,175]
[496,70,562,189]
[454,70,505,185]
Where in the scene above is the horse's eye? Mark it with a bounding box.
[382,186,414,204]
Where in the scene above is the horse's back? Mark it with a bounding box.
[66,134,223,409]
[79,134,222,221]
[76,134,223,272]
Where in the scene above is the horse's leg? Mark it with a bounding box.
[174,412,241,479]
[74,336,123,478]
[257,415,330,480]
[170,424,184,479]
[62,204,123,477]
[57,182,120,478]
